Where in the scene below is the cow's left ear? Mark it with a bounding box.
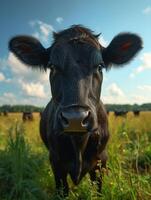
[102,33,143,66]
[9,36,50,70]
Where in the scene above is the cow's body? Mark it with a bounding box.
[9,25,142,196]
[40,100,109,190]
[22,112,33,121]
[133,110,140,116]
[0,111,8,116]
[3,111,8,116]
[114,110,128,117]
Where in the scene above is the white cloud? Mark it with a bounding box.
[0,52,51,105]
[143,6,151,14]
[56,17,64,24]
[137,84,151,92]
[130,94,150,104]
[0,71,11,83]
[0,92,17,105]
[3,92,15,98]
[8,53,50,84]
[38,21,54,39]
[98,35,108,47]
[29,20,55,44]
[102,82,151,104]
[102,83,128,104]
[107,83,124,97]
[103,83,147,104]
[129,52,151,77]
[0,91,49,106]
[102,95,128,104]
[0,72,5,81]
[8,53,29,75]
[21,81,46,98]
[139,52,151,69]
[16,97,47,105]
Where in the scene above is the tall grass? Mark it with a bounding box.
[0,123,51,200]
[0,112,151,199]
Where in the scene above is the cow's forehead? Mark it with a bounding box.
[53,25,102,50]
[50,41,103,70]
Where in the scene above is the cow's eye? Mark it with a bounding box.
[98,64,102,72]
[98,63,105,72]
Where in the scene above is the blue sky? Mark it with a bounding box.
[0,0,151,106]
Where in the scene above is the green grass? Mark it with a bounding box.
[0,124,49,200]
[0,112,151,199]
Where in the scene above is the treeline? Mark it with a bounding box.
[0,105,44,112]
[105,103,151,112]
[0,103,151,113]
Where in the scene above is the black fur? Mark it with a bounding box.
[9,36,50,69]
[102,32,143,66]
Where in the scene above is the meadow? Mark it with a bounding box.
[0,112,150,200]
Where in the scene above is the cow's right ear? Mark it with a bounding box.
[9,36,50,69]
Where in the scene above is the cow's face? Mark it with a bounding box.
[49,40,103,106]
[9,25,142,134]
[48,36,104,133]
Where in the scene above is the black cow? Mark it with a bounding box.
[106,110,110,115]
[133,110,140,116]
[9,25,142,196]
[114,110,128,117]
[3,111,8,116]
[22,112,33,121]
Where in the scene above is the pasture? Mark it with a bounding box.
[0,112,150,200]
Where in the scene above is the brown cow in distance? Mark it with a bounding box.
[9,25,142,196]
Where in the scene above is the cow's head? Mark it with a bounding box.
[9,25,142,134]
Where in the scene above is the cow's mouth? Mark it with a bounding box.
[63,118,88,132]
[63,127,98,137]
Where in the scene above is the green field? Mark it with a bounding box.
[0,112,151,200]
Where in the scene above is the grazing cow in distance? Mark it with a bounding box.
[0,112,8,116]
[22,112,33,121]
[114,110,128,117]
[3,111,8,116]
[133,110,140,116]
[106,110,110,115]
[9,25,142,196]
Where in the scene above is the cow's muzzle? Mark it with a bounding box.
[59,106,92,134]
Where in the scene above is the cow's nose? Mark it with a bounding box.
[60,110,91,133]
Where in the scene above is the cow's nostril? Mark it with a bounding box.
[81,111,91,127]
[60,112,69,127]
